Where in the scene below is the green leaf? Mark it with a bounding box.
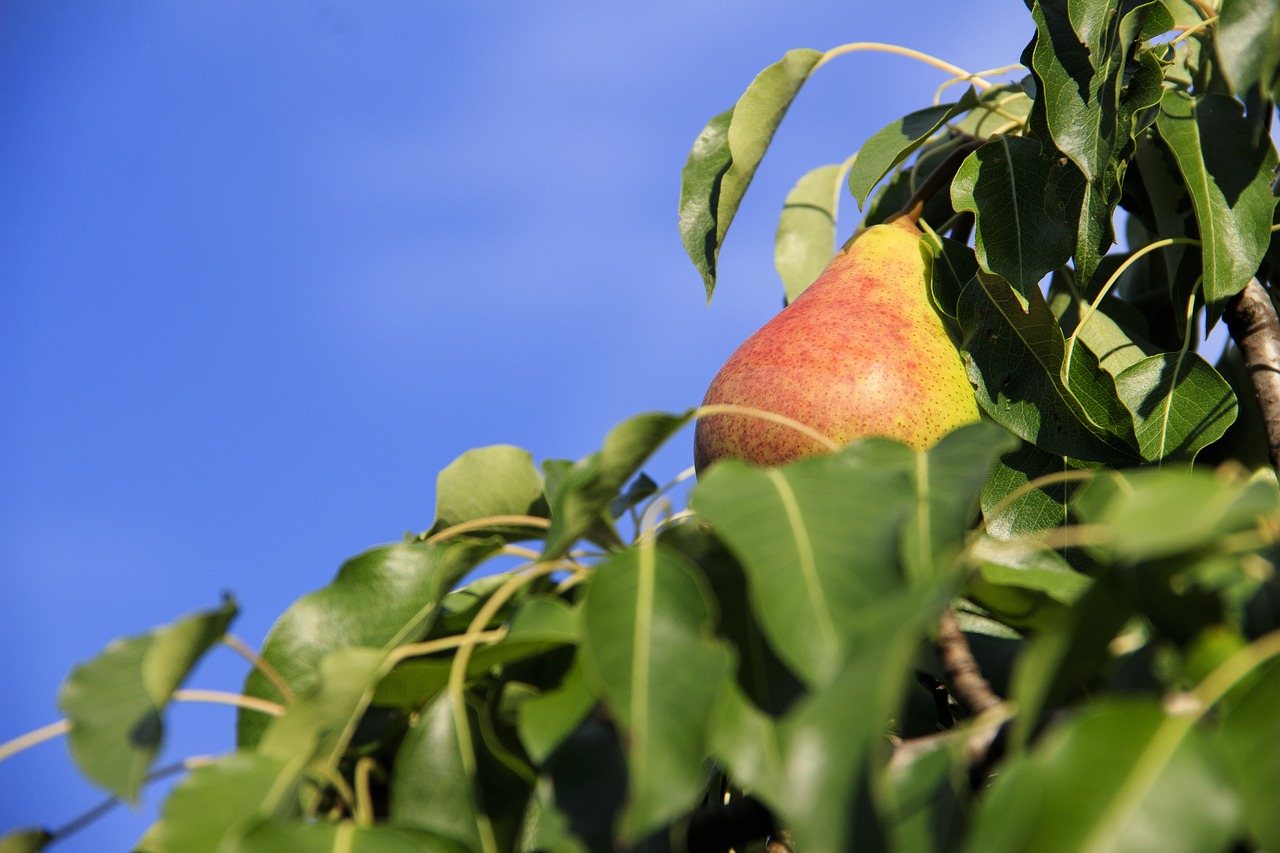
[578,540,734,841]
[952,82,1033,139]
[1155,90,1280,321]
[958,273,1139,463]
[847,90,981,207]
[516,655,597,766]
[965,535,1091,630]
[775,161,848,302]
[425,445,545,539]
[692,447,916,684]
[966,699,1242,853]
[980,442,1076,539]
[542,410,692,559]
[928,234,978,320]
[1049,275,1150,379]
[1218,657,1280,850]
[391,692,531,853]
[0,830,53,853]
[138,753,302,853]
[680,49,825,299]
[883,728,972,853]
[1216,0,1280,102]
[229,822,468,852]
[950,136,1076,295]
[57,598,236,803]
[1114,351,1237,461]
[238,539,499,748]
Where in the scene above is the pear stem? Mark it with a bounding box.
[897,138,983,226]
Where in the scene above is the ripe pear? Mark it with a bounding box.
[694,215,979,473]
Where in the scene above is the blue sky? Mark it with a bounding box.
[1,2,1029,847]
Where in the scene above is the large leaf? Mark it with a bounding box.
[1027,0,1172,285]
[692,448,916,685]
[137,753,301,853]
[516,655,597,766]
[229,822,467,853]
[980,442,1076,539]
[775,161,847,302]
[1218,657,1280,850]
[1155,90,1280,321]
[1113,351,1237,462]
[1216,0,1280,102]
[578,540,734,841]
[541,410,691,559]
[950,136,1075,295]
[238,539,499,748]
[680,49,825,298]
[847,90,981,207]
[424,445,545,539]
[57,599,237,803]
[966,699,1241,853]
[957,273,1139,463]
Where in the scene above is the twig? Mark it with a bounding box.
[898,137,983,225]
[1223,277,1280,478]
[937,608,1002,715]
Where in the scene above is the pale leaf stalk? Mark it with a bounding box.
[223,633,296,703]
[814,42,996,88]
[693,403,842,453]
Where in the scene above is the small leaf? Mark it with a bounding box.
[238,539,499,748]
[425,445,545,540]
[950,137,1075,294]
[542,410,692,559]
[775,162,848,302]
[57,598,237,803]
[0,830,53,853]
[579,541,734,841]
[1114,351,1237,462]
[139,753,302,853]
[692,448,916,684]
[966,699,1242,853]
[1155,90,1280,322]
[847,90,981,207]
[680,49,825,299]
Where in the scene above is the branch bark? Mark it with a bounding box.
[937,608,1002,716]
[1223,277,1280,478]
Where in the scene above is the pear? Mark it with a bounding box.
[694,215,980,473]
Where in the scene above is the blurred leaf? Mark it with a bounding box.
[257,647,386,763]
[1216,0,1280,102]
[542,410,692,559]
[847,90,981,207]
[1155,90,1280,322]
[951,136,1075,294]
[238,540,499,749]
[608,472,658,520]
[229,822,468,853]
[884,729,970,853]
[425,445,545,540]
[519,777,590,853]
[516,655,596,766]
[1218,655,1280,850]
[958,273,1138,463]
[0,830,52,853]
[966,699,1241,853]
[57,598,236,803]
[1027,0,1172,285]
[138,753,301,853]
[534,714,629,852]
[1114,351,1237,462]
[692,448,916,684]
[391,692,531,853]
[965,535,1091,630]
[579,540,733,841]
[680,50,825,299]
[775,161,848,302]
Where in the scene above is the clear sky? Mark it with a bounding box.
[1,2,1029,848]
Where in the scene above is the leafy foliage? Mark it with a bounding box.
[8,3,1280,852]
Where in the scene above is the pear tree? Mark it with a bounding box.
[5,1,1280,851]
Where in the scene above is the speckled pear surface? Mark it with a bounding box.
[694,216,980,472]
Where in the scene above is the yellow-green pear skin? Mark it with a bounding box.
[694,216,980,473]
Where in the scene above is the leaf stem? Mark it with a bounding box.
[815,42,996,88]
[171,688,285,717]
[985,468,1098,525]
[693,403,842,453]
[223,633,296,703]
[933,63,1027,105]
[899,138,984,225]
[423,515,551,544]
[0,718,70,764]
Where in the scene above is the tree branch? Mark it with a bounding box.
[937,608,1002,716]
[1223,277,1280,478]
[898,137,982,225]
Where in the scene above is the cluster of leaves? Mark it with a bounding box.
[7,0,1280,851]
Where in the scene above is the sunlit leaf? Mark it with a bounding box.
[138,753,301,853]
[425,445,545,540]
[847,90,981,207]
[951,136,1076,295]
[57,598,237,803]
[542,410,692,559]
[1048,277,1150,379]
[965,535,1091,630]
[1155,90,1280,322]
[966,699,1242,853]
[680,50,825,299]
[238,540,499,748]
[1114,351,1237,462]
[1216,0,1280,102]
[775,162,847,302]
[579,541,733,840]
